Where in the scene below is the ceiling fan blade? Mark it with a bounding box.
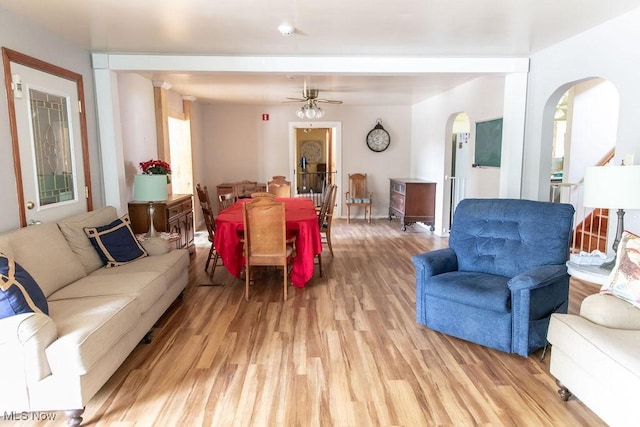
[282,97,307,103]
[316,99,343,104]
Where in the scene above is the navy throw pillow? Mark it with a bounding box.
[0,252,49,320]
[84,214,148,268]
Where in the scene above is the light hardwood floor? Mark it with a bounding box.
[9,219,604,426]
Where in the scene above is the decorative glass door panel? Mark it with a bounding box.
[29,89,76,207]
[9,60,87,224]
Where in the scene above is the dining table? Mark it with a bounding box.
[214,197,322,287]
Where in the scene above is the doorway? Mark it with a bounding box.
[2,47,92,227]
[289,121,342,216]
[444,112,470,233]
[168,115,193,195]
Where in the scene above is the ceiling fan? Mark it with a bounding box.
[283,87,343,105]
[284,86,342,119]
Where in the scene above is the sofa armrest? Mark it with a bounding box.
[508,264,570,356]
[412,248,458,279]
[0,312,57,384]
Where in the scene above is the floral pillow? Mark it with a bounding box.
[600,231,640,308]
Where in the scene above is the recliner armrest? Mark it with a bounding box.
[508,264,568,291]
[412,248,458,279]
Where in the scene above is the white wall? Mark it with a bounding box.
[412,76,506,235]
[117,74,158,201]
[524,7,640,237]
[567,79,619,184]
[0,8,101,232]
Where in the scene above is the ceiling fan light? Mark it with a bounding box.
[315,107,324,118]
[305,107,316,119]
[296,108,305,119]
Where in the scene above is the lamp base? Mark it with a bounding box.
[145,202,160,238]
[598,208,625,272]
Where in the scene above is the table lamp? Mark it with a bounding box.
[133,175,168,238]
[583,164,640,270]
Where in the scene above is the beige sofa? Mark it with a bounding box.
[547,293,640,427]
[0,207,189,426]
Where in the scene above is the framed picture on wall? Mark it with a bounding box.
[474,118,503,167]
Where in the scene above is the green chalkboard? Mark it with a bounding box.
[474,118,503,167]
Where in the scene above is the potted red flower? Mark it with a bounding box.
[139,159,172,183]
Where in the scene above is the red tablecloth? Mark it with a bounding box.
[214,197,322,286]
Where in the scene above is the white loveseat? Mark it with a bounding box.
[547,293,640,427]
[0,207,189,426]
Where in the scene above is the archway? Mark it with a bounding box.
[545,78,619,253]
[443,112,471,233]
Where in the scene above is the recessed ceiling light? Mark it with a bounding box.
[278,24,295,36]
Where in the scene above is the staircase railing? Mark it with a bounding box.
[550,148,615,254]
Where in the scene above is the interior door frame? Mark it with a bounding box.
[2,47,92,227]
[289,121,342,217]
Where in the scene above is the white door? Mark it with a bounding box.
[10,62,88,224]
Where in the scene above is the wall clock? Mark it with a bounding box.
[366,119,390,152]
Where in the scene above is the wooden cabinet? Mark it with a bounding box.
[128,194,195,253]
[216,181,266,210]
[389,179,436,231]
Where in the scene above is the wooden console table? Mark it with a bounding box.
[388,178,436,231]
[128,194,195,254]
[216,181,266,210]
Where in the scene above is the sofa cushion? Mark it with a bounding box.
[580,293,640,330]
[84,215,148,268]
[139,237,170,256]
[2,223,86,298]
[91,250,189,306]
[600,231,640,308]
[45,295,139,375]
[0,253,48,319]
[48,271,166,315]
[0,234,12,258]
[58,207,118,274]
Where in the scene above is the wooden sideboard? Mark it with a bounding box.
[128,194,195,253]
[388,178,436,231]
[216,181,266,210]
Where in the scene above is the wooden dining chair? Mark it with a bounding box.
[321,184,338,257]
[345,173,372,223]
[315,184,336,276]
[218,192,235,212]
[267,176,292,197]
[195,184,221,277]
[250,191,276,199]
[242,197,296,301]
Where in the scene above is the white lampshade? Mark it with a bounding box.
[133,175,168,202]
[583,165,640,209]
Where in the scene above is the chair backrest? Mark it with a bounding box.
[196,184,215,239]
[268,176,291,197]
[242,197,287,264]
[218,192,234,211]
[347,173,370,199]
[251,191,276,199]
[449,198,575,278]
[324,184,338,227]
[318,184,337,227]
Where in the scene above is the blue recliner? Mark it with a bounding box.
[412,198,575,357]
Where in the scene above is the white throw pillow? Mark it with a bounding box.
[600,230,640,309]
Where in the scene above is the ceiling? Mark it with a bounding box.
[2,0,639,105]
